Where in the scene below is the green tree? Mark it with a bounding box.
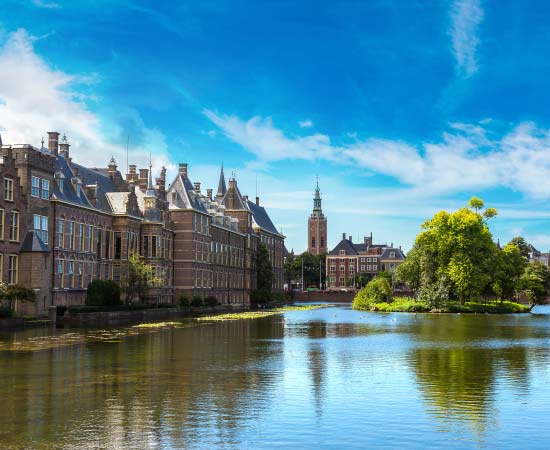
[492,243,527,300]
[124,253,160,304]
[255,244,274,292]
[4,284,36,313]
[395,244,422,296]
[509,237,530,259]
[352,277,392,310]
[284,252,325,289]
[518,261,550,309]
[86,280,121,306]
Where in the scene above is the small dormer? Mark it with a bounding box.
[54,171,65,193]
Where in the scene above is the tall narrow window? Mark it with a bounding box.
[86,225,93,252]
[68,261,74,288]
[69,221,75,250]
[4,178,14,201]
[9,211,19,241]
[57,219,64,248]
[0,208,4,240]
[78,223,84,251]
[33,214,49,244]
[8,255,18,285]
[151,235,158,258]
[0,253,3,280]
[57,259,64,288]
[31,176,40,197]
[114,232,121,259]
[105,230,111,259]
[41,179,50,199]
[143,235,150,257]
[96,229,102,257]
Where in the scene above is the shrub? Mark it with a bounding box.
[251,288,272,303]
[0,305,14,318]
[191,295,203,307]
[86,280,121,306]
[205,296,219,307]
[178,295,190,308]
[352,277,393,310]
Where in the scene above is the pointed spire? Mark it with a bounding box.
[148,153,153,190]
[217,163,227,198]
[313,177,322,212]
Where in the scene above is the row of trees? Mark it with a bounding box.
[284,252,326,289]
[395,197,550,308]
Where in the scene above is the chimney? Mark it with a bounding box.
[139,168,148,190]
[127,164,138,183]
[256,196,260,206]
[108,156,117,180]
[206,188,213,200]
[342,233,346,240]
[391,242,393,248]
[194,182,201,193]
[349,235,353,243]
[179,163,188,177]
[59,135,70,159]
[47,131,60,156]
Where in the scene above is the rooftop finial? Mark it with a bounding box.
[148,153,153,189]
[41,137,45,148]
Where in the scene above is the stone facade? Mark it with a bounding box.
[0,132,285,314]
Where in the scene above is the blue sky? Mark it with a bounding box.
[2,0,550,253]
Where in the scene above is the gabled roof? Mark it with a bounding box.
[71,162,123,213]
[222,179,248,211]
[52,156,94,209]
[167,173,207,213]
[247,200,283,237]
[328,238,358,256]
[20,230,50,253]
[380,247,406,260]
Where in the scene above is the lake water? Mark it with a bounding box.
[1,304,550,449]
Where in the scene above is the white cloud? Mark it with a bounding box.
[298,119,313,128]
[205,107,550,199]
[32,0,60,9]
[0,29,174,179]
[449,0,484,77]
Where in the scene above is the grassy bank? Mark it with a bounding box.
[354,297,531,314]
[197,304,334,321]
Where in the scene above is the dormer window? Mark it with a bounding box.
[339,250,345,256]
[172,192,177,202]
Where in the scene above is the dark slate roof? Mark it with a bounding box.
[380,247,406,260]
[20,230,50,253]
[72,162,122,213]
[328,238,358,256]
[52,156,94,209]
[247,200,283,236]
[353,243,385,252]
[217,166,227,198]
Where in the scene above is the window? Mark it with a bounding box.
[114,232,121,259]
[330,266,336,274]
[96,229,102,257]
[8,255,18,284]
[311,237,316,248]
[4,178,13,201]
[78,223,84,251]
[34,214,49,244]
[105,230,111,259]
[9,211,19,241]
[57,219,64,248]
[143,235,150,257]
[57,260,64,288]
[68,261,74,288]
[339,276,345,285]
[390,252,396,258]
[68,221,75,249]
[360,258,365,263]
[340,266,345,272]
[86,225,93,252]
[31,176,40,197]
[320,237,325,247]
[360,265,366,271]
[78,263,83,288]
[0,208,3,240]
[151,235,159,258]
[41,179,50,199]
[339,250,345,256]
[367,258,371,262]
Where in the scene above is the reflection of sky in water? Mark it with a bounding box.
[0,305,549,449]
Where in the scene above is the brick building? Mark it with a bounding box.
[307,180,327,255]
[326,233,405,290]
[0,132,285,314]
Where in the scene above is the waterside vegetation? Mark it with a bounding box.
[353,197,550,314]
[197,304,334,321]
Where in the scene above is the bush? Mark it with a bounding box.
[251,288,272,303]
[0,305,14,318]
[191,296,203,307]
[178,295,190,308]
[86,280,121,306]
[352,277,393,310]
[205,296,219,307]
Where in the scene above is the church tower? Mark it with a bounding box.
[308,179,327,255]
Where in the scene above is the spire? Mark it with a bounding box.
[312,177,322,214]
[217,163,227,199]
[148,153,153,190]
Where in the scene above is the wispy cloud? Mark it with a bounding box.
[32,0,60,9]
[205,108,550,199]
[449,0,484,77]
[298,119,313,128]
[0,29,174,176]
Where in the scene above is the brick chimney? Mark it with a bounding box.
[206,188,213,200]
[179,163,188,177]
[139,168,148,190]
[126,164,138,184]
[194,182,201,194]
[349,235,353,243]
[342,233,346,240]
[256,196,260,205]
[47,131,60,156]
